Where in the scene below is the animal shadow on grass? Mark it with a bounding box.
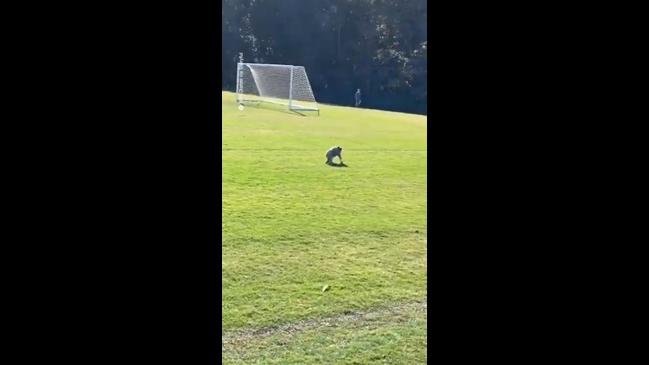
[326,162,348,168]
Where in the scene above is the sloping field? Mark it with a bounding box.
[222,91,427,364]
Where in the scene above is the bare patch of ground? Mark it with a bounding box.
[222,298,427,349]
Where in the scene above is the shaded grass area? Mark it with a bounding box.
[222,91,427,362]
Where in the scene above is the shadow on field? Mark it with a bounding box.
[326,162,348,168]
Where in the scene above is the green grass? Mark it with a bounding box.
[223,300,427,365]
[222,92,427,364]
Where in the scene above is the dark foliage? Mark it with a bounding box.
[222,0,427,115]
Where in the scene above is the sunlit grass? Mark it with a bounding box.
[222,91,427,363]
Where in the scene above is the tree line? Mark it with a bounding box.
[222,0,427,115]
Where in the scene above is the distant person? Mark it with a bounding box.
[355,88,362,107]
[325,146,343,165]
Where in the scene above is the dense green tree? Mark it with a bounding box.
[222,0,427,114]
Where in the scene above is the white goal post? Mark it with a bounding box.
[236,62,319,115]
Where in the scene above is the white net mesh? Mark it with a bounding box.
[237,63,318,112]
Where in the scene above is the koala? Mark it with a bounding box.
[325,146,343,165]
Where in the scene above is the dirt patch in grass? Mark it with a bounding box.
[222,298,427,349]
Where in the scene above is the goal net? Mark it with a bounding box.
[236,63,319,114]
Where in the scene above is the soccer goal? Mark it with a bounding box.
[236,62,319,115]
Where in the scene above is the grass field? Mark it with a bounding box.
[222,91,427,364]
